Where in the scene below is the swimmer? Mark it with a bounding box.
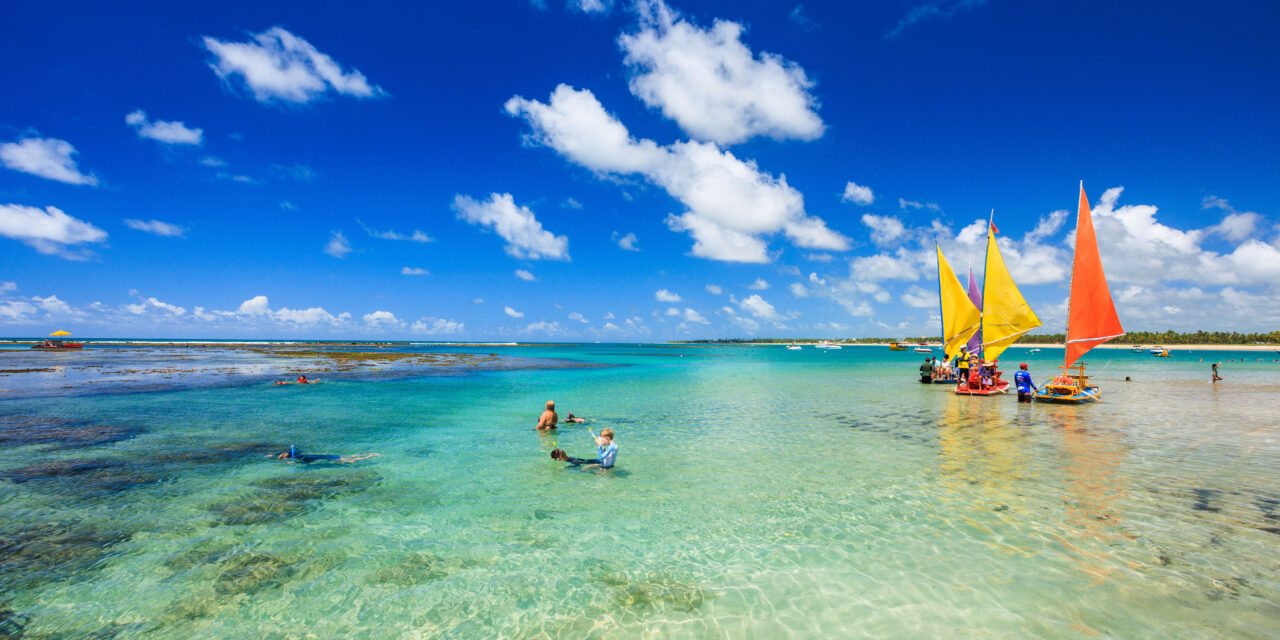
[550,448,594,466]
[564,413,587,424]
[536,400,559,430]
[274,446,379,464]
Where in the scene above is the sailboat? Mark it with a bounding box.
[955,215,1041,396]
[1034,184,1124,403]
[932,245,980,384]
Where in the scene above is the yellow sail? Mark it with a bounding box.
[936,245,980,361]
[980,223,1041,362]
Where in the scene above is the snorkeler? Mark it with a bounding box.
[564,413,587,424]
[274,446,379,464]
[550,448,594,466]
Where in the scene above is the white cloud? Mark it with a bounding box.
[680,307,709,324]
[806,253,833,262]
[123,295,185,317]
[0,204,108,259]
[655,289,682,302]
[739,293,780,320]
[564,197,583,209]
[0,300,37,321]
[887,0,987,39]
[362,221,433,243]
[1202,196,1263,243]
[568,312,589,323]
[789,282,810,298]
[200,156,227,167]
[571,0,609,13]
[523,320,561,334]
[899,198,941,212]
[125,110,203,145]
[412,317,464,334]
[0,282,15,293]
[851,253,919,282]
[515,269,536,281]
[619,0,823,145]
[842,181,874,205]
[1023,209,1067,244]
[202,27,387,104]
[278,200,297,210]
[613,231,640,251]
[363,310,404,328]
[900,285,937,308]
[473,298,484,304]
[324,230,352,258]
[506,84,847,262]
[124,218,186,237]
[747,278,769,290]
[705,284,723,295]
[234,295,350,326]
[861,213,906,246]
[504,306,525,318]
[453,193,569,260]
[33,294,78,316]
[0,137,98,186]
[401,267,429,275]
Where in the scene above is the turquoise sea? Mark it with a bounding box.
[2,344,1278,638]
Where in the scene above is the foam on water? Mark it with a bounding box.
[1,345,1278,638]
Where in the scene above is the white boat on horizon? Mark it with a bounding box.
[815,342,842,350]
[913,346,933,353]
[786,344,802,350]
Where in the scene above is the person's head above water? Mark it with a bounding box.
[545,400,555,410]
[550,448,568,460]
[599,428,614,442]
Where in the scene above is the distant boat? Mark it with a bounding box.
[786,344,802,350]
[1034,184,1125,403]
[956,214,1040,396]
[1029,348,1042,353]
[32,330,83,350]
[1154,349,1171,358]
[815,342,842,350]
[888,341,907,351]
[1150,346,1166,354]
[1131,345,1145,353]
[913,347,933,353]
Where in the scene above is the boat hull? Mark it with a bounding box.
[953,381,1010,396]
[1033,385,1100,403]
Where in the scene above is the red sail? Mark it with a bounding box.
[1065,185,1125,369]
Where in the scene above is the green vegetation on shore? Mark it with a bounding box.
[673,330,1280,346]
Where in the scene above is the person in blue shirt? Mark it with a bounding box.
[1014,363,1037,403]
[594,428,617,469]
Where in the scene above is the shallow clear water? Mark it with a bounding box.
[1,345,1278,638]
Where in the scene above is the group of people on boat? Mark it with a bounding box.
[918,357,957,383]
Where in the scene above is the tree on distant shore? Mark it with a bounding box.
[673,330,1279,345]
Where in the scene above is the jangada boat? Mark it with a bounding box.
[954,214,1041,396]
[888,341,907,351]
[31,330,83,350]
[1034,184,1124,403]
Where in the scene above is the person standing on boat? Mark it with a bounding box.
[957,350,970,386]
[1014,363,1037,403]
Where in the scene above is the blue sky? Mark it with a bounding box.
[2,0,1278,339]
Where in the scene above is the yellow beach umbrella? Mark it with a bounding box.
[49,330,72,336]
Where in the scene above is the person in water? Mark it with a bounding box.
[1212,363,1222,382]
[1014,363,1037,402]
[536,400,558,430]
[595,428,618,469]
[919,357,934,383]
[564,413,586,424]
[550,448,593,466]
[275,446,379,464]
[297,375,311,384]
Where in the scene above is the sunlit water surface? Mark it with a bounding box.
[1,344,1278,638]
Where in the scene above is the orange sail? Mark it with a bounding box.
[1064,184,1124,369]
